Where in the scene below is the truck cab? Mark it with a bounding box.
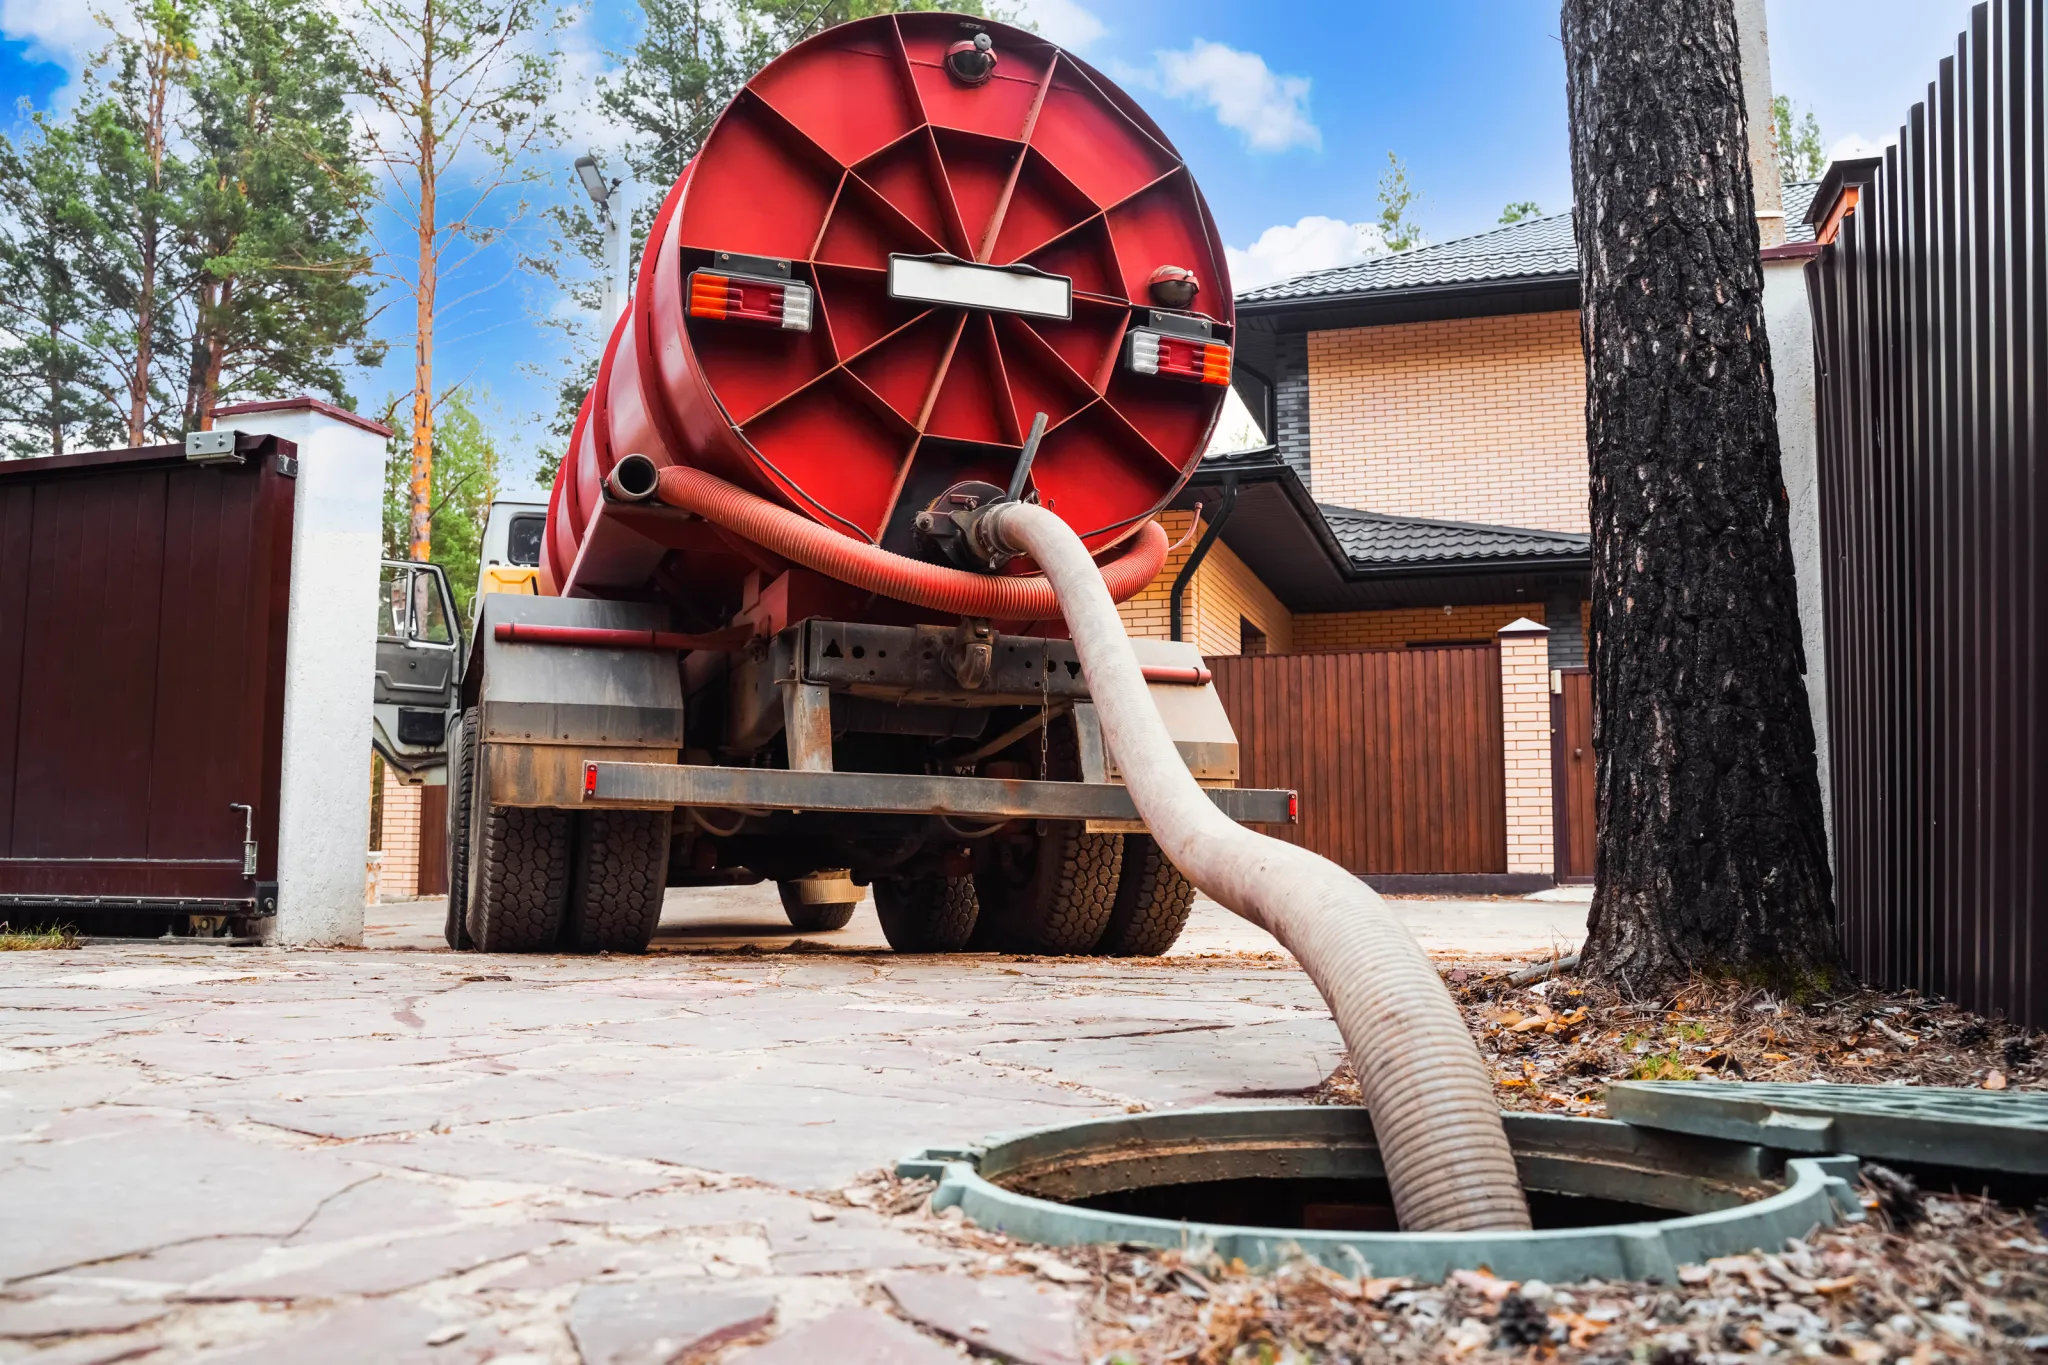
[475,497,548,602]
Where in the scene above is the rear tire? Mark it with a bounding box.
[973,824,1122,954]
[442,707,479,950]
[1097,834,1196,956]
[563,809,671,953]
[874,874,978,952]
[777,881,859,932]
[466,805,572,952]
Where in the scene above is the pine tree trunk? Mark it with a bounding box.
[409,21,437,565]
[1561,0,1842,992]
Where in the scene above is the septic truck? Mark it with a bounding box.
[445,13,1293,956]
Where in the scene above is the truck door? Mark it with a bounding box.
[372,560,462,773]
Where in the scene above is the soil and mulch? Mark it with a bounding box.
[1307,966,2046,1112]
[862,961,2048,1364]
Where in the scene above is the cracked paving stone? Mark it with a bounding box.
[0,1296,168,1340]
[340,1135,681,1199]
[0,1331,166,1365]
[0,1120,364,1284]
[726,1306,964,1364]
[201,1298,509,1364]
[884,1270,1084,1365]
[284,1177,465,1245]
[556,1186,955,1275]
[186,1221,567,1300]
[567,1281,775,1365]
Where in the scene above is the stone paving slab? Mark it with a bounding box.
[0,890,1563,1360]
[883,1269,1084,1365]
[567,1282,775,1365]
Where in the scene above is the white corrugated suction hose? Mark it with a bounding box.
[984,502,1531,1232]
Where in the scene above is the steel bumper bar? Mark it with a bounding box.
[582,762,1297,825]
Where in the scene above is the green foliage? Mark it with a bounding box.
[382,388,502,625]
[1774,94,1826,182]
[180,0,382,429]
[1499,200,1543,225]
[1375,151,1425,253]
[0,0,376,455]
[0,116,111,456]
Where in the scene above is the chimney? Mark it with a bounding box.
[1734,0,1788,248]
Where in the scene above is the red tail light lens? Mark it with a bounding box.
[687,271,814,331]
[1126,329,1230,385]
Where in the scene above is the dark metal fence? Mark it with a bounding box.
[1807,0,2045,1028]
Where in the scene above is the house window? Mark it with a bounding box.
[1240,618,1268,656]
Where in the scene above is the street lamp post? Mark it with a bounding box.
[574,154,634,326]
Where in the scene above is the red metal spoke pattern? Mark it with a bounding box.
[553,11,1234,582]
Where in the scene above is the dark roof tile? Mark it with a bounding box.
[1318,503,1590,569]
[1238,181,1820,305]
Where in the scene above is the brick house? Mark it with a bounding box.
[1115,189,1819,888]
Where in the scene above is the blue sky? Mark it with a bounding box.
[0,0,1989,482]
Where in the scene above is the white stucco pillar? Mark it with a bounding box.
[1760,258,1833,864]
[218,398,390,946]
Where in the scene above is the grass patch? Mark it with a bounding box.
[0,923,79,951]
[1628,1049,1696,1082]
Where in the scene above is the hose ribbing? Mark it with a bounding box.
[649,465,1168,617]
[986,501,1531,1233]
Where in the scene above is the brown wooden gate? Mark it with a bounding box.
[1211,647,1506,875]
[0,437,296,917]
[1550,667,1594,882]
[417,784,449,896]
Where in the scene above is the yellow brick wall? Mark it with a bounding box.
[1307,312,1589,534]
[1290,602,1544,653]
[378,767,422,900]
[1119,513,1295,655]
[1498,625,1556,874]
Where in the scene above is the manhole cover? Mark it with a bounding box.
[1606,1082,2048,1174]
[899,1105,1861,1282]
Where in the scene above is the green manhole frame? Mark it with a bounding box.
[898,1106,1863,1282]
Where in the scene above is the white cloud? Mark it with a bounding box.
[1009,0,1106,51]
[0,0,131,107]
[1149,40,1318,154]
[1825,133,1890,164]
[1225,215,1387,293]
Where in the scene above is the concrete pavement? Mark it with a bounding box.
[1,888,1583,1362]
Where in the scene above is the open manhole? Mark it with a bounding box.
[899,1105,1864,1282]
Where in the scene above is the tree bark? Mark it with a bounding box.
[1561,0,1842,993]
[409,8,437,565]
[128,39,174,447]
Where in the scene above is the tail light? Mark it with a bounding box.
[1125,328,1230,385]
[687,270,813,332]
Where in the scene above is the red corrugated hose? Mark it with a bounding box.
[643,463,1169,618]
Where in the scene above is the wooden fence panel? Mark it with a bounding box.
[1211,646,1507,875]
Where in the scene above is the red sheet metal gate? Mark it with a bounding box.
[1211,646,1507,876]
[0,436,296,924]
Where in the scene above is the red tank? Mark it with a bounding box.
[545,12,1233,608]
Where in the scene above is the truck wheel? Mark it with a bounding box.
[466,806,572,952]
[442,707,479,950]
[874,874,978,952]
[973,824,1122,954]
[777,877,860,932]
[1097,834,1196,957]
[563,810,671,953]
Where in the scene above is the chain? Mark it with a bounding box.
[1039,646,1051,779]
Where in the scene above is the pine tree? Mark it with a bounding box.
[0,117,103,457]
[338,0,563,560]
[180,0,382,431]
[1561,0,1840,992]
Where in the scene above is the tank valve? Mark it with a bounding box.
[1148,264,1201,309]
[946,31,997,86]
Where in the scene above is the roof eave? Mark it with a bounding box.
[1236,272,1581,332]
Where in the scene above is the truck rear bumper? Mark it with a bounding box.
[580,761,1296,828]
